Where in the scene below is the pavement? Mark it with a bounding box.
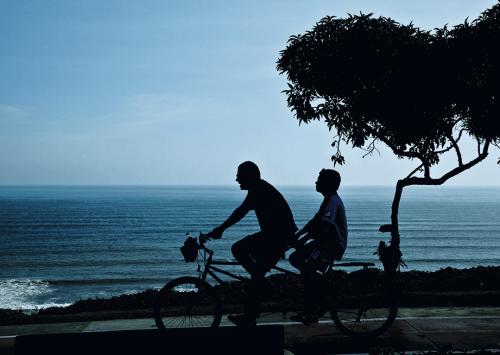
[2,307,500,354]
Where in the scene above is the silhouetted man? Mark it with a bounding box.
[207,161,297,326]
[289,169,348,324]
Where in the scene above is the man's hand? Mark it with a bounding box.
[207,226,224,240]
[291,233,311,249]
[289,236,304,249]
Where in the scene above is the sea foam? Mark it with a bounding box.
[0,279,70,310]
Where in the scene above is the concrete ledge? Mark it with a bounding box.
[15,325,284,355]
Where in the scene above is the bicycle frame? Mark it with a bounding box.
[194,237,373,286]
[196,239,297,285]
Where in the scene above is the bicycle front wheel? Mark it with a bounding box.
[154,276,222,330]
[330,268,399,337]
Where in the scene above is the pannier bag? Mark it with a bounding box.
[376,240,405,273]
[180,236,199,262]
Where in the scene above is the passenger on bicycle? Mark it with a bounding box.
[207,161,297,326]
[289,169,348,325]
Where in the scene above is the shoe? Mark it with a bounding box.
[289,311,320,325]
[227,313,257,327]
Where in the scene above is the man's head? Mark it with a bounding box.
[315,169,341,196]
[236,161,261,190]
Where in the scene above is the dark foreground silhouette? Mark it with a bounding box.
[15,326,284,355]
[290,169,348,324]
[205,161,297,326]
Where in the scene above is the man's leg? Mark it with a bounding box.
[231,233,264,277]
[230,233,266,324]
[289,246,309,272]
[304,269,323,313]
[290,243,323,324]
[290,244,317,310]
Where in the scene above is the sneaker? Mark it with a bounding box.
[227,313,257,327]
[289,311,320,325]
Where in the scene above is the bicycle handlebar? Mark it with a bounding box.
[197,232,214,256]
[198,232,211,244]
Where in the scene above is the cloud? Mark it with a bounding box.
[53,92,236,143]
[0,104,28,119]
[104,92,234,128]
[124,93,197,123]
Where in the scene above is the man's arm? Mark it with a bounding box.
[219,204,250,231]
[291,213,320,247]
[208,202,251,239]
[295,214,319,237]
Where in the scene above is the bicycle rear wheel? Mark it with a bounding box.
[154,276,222,330]
[330,268,399,337]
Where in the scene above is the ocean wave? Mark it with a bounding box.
[0,279,71,310]
[0,277,168,310]
[1,258,179,268]
[46,277,164,286]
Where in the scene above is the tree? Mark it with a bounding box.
[277,4,500,260]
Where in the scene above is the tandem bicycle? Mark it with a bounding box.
[154,233,399,338]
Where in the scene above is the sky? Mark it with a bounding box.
[0,0,499,186]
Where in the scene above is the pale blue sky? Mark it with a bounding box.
[1,0,498,185]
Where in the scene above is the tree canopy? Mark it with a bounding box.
[277,4,500,166]
[277,3,500,245]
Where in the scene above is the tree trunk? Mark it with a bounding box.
[390,180,405,246]
[389,140,489,246]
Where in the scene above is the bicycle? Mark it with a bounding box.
[154,233,399,338]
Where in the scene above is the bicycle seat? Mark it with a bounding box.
[211,259,240,265]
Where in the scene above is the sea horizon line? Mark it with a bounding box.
[0,184,499,188]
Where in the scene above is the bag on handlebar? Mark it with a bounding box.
[180,236,199,262]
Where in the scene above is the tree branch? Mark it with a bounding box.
[424,164,430,178]
[389,140,491,245]
[434,145,454,155]
[435,129,464,155]
[363,125,425,161]
[331,135,345,165]
[403,140,490,186]
[361,138,379,158]
[446,132,463,166]
[406,163,424,179]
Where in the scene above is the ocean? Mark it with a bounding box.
[0,185,499,311]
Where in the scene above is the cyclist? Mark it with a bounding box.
[207,161,297,326]
[289,169,348,324]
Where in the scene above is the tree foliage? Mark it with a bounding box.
[277,4,500,244]
[277,6,500,166]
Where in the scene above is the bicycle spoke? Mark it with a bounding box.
[154,277,221,329]
[330,268,399,337]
